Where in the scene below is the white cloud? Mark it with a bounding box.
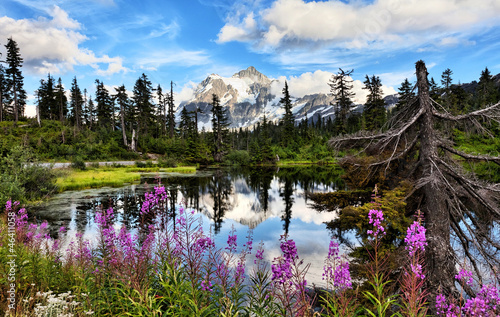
[271,70,397,104]
[217,12,258,43]
[148,21,180,39]
[175,81,197,107]
[137,49,210,69]
[0,5,127,76]
[217,0,500,53]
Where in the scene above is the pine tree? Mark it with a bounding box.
[477,67,498,108]
[363,75,386,131]
[114,85,131,147]
[70,77,83,129]
[179,105,198,161]
[167,81,176,138]
[55,77,67,122]
[95,79,114,130]
[280,81,295,147]
[395,78,415,113]
[37,74,56,120]
[211,94,229,162]
[84,90,96,130]
[179,106,192,139]
[156,84,166,135]
[429,77,439,100]
[441,68,453,91]
[329,68,355,135]
[133,74,155,137]
[259,114,274,163]
[4,38,26,124]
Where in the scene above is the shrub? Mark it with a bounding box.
[70,156,87,170]
[224,150,251,166]
[0,146,57,206]
[158,156,178,168]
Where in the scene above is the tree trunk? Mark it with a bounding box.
[130,129,137,152]
[14,81,18,125]
[120,103,128,147]
[416,61,457,312]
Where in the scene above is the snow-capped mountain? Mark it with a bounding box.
[177,66,398,130]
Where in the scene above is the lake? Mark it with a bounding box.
[34,165,346,287]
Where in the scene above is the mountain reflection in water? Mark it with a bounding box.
[35,166,345,286]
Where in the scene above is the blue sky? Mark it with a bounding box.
[1,0,499,115]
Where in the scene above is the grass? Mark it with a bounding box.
[125,166,197,173]
[55,169,142,192]
[55,166,197,192]
[277,159,337,166]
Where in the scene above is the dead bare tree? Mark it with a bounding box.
[329,60,500,310]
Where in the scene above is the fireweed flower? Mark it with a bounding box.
[463,297,488,316]
[435,294,448,315]
[271,236,299,285]
[455,268,474,286]
[367,209,386,238]
[477,284,500,310]
[141,186,168,216]
[271,257,293,285]
[410,263,425,280]
[322,240,352,290]
[405,220,427,257]
[254,243,265,264]
[201,279,213,292]
[435,293,461,317]
[226,227,238,252]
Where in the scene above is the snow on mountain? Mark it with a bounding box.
[177,66,399,130]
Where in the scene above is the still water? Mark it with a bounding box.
[35,166,345,287]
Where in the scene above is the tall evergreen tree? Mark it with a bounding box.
[441,68,453,91]
[70,77,83,129]
[4,37,27,124]
[95,79,114,130]
[156,84,166,136]
[84,90,96,130]
[167,81,176,138]
[280,81,295,147]
[477,67,498,108]
[114,85,131,147]
[363,75,386,131]
[259,114,273,163]
[37,74,56,120]
[395,78,415,113]
[329,68,355,135]
[133,73,155,137]
[55,77,67,122]
[211,94,229,162]
[429,77,439,100]
[179,106,193,139]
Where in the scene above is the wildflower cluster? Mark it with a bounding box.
[436,270,500,316]
[405,220,427,257]
[455,268,474,286]
[322,240,352,291]
[140,185,168,216]
[367,209,386,238]
[9,186,500,317]
[271,236,299,285]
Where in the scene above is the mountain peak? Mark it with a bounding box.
[232,66,270,84]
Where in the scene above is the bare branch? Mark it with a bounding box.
[440,145,500,166]
[432,101,500,122]
[369,134,419,170]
